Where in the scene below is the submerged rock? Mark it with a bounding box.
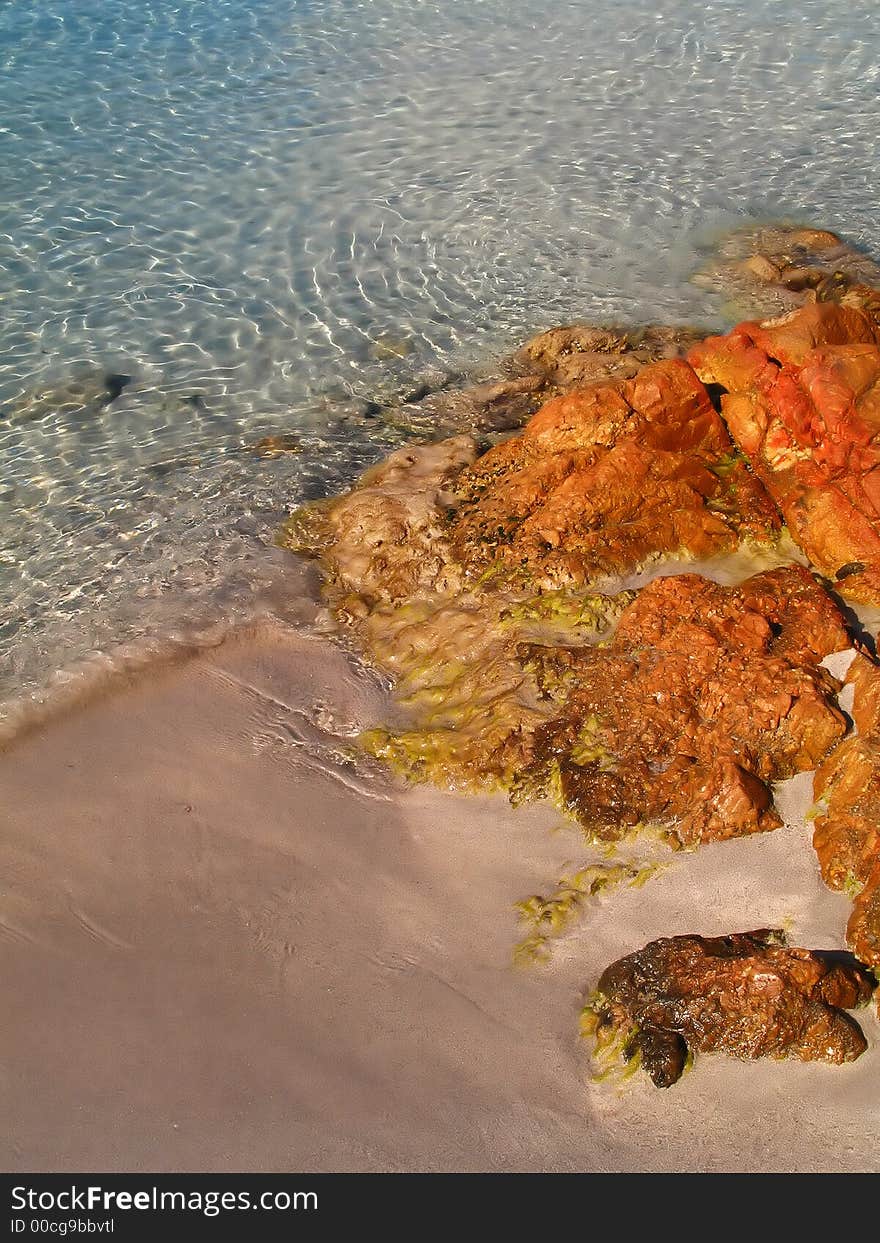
[373,321,707,440]
[693,223,880,320]
[248,433,303,457]
[512,322,705,392]
[583,929,873,1087]
[402,373,546,435]
[370,334,415,360]
[4,367,132,422]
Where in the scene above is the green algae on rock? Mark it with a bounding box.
[514,567,849,846]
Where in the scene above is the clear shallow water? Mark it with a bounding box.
[1,0,879,708]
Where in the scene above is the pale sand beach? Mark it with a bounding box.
[4,0,880,1182]
[2,575,879,1173]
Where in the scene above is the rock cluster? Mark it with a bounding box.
[278,223,880,1077]
[692,223,880,321]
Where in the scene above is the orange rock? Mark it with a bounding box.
[787,228,845,252]
[847,651,880,734]
[519,567,848,846]
[751,302,879,364]
[847,860,880,981]
[689,303,880,603]
[813,737,880,891]
[451,358,780,589]
[513,323,705,393]
[812,653,880,987]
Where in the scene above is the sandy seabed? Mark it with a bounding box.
[2,565,879,1173]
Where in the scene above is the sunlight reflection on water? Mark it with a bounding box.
[1,0,878,702]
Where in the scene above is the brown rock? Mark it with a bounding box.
[316,436,478,606]
[814,742,880,888]
[847,651,880,734]
[788,228,847,252]
[586,929,873,1087]
[741,255,782,284]
[390,374,547,437]
[515,324,629,371]
[250,434,303,457]
[777,265,823,292]
[848,862,880,984]
[811,653,880,989]
[514,322,704,394]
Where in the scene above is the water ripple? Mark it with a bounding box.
[1,0,879,704]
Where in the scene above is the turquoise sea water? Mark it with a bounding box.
[1,0,879,706]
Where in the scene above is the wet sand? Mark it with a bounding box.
[2,616,879,1172]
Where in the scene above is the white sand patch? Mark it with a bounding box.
[1,621,877,1172]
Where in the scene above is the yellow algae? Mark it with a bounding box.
[355,589,554,789]
[276,435,639,796]
[587,1012,641,1085]
[513,861,662,965]
[569,716,613,768]
[499,588,635,646]
[580,993,653,1088]
[275,499,336,557]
